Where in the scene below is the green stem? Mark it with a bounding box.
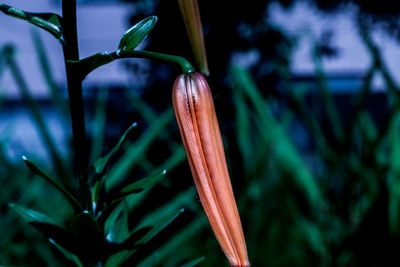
[113,50,195,74]
[62,0,92,212]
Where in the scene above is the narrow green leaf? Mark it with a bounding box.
[312,43,345,142]
[179,256,206,267]
[106,108,174,190]
[120,147,187,213]
[94,122,137,175]
[105,201,129,243]
[100,170,167,225]
[232,82,254,174]
[230,65,324,208]
[104,250,136,267]
[9,203,55,224]
[119,226,152,249]
[125,89,180,164]
[9,204,82,260]
[118,16,157,52]
[388,113,400,234]
[97,198,124,226]
[0,4,63,42]
[135,208,184,245]
[92,179,105,210]
[68,52,115,81]
[120,169,167,195]
[22,156,82,212]
[30,222,78,254]
[49,239,83,267]
[359,111,378,144]
[297,219,326,257]
[137,253,159,267]
[145,216,205,266]
[90,86,109,164]
[0,45,10,78]
[31,29,65,113]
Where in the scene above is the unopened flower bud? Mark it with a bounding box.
[172,72,249,267]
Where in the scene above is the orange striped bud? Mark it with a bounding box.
[172,72,249,267]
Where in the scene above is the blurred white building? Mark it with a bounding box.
[268,1,400,91]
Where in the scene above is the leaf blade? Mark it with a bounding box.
[179,256,206,267]
[118,16,157,52]
[0,4,63,42]
[9,203,56,224]
[94,122,137,176]
[120,169,167,196]
[22,156,82,212]
[135,208,184,245]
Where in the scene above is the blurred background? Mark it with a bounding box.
[2,0,400,266]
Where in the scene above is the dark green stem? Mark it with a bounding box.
[62,0,92,211]
[113,50,195,74]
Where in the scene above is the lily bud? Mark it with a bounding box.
[177,0,209,76]
[172,72,249,267]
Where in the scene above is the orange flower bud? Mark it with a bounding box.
[172,72,249,267]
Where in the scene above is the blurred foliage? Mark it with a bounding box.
[2,0,400,266]
[122,1,400,266]
[0,18,202,266]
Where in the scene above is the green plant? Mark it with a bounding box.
[0,1,249,266]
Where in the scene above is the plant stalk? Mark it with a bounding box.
[62,0,92,211]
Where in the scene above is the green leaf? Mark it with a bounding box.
[92,178,105,211]
[68,52,115,81]
[9,204,83,263]
[146,216,205,266]
[90,86,109,163]
[9,203,56,224]
[31,29,65,113]
[119,226,152,249]
[388,113,400,234]
[30,222,78,254]
[135,208,184,245]
[105,201,129,244]
[120,169,167,195]
[49,239,83,267]
[97,197,124,226]
[120,148,187,213]
[118,16,157,52]
[106,108,174,190]
[22,156,82,212]
[100,170,167,230]
[104,250,136,267]
[179,256,206,267]
[0,4,63,42]
[94,122,137,176]
[230,65,324,209]
[232,82,254,174]
[137,253,159,267]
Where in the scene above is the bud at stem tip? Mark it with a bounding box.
[172,72,249,266]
